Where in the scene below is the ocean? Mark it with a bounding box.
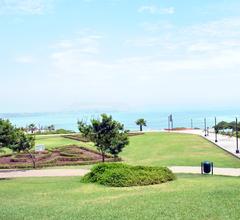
[0,109,239,132]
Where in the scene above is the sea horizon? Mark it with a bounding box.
[1,109,240,132]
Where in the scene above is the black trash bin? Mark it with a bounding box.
[201,161,213,175]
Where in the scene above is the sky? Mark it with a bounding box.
[1,0,240,113]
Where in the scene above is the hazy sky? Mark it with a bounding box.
[1,0,240,113]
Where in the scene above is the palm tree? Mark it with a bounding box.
[47,124,55,132]
[28,123,36,134]
[135,118,147,132]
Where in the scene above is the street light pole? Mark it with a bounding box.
[215,117,218,143]
[236,117,239,154]
[168,116,170,132]
[191,119,193,129]
[204,118,207,137]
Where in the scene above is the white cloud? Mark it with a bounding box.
[52,31,103,54]
[15,55,34,63]
[130,17,240,57]
[46,17,240,110]
[140,21,174,32]
[0,0,54,15]
[5,16,240,112]
[138,5,175,15]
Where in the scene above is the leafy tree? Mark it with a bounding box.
[28,123,37,134]
[9,130,36,168]
[213,121,229,132]
[214,121,240,133]
[78,114,129,162]
[108,132,129,160]
[135,118,147,131]
[0,119,17,149]
[47,124,55,132]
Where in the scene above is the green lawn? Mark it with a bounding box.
[121,132,240,168]
[35,132,240,168]
[35,135,94,149]
[0,175,239,220]
[1,132,240,219]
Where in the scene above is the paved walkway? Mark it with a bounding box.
[0,169,89,179]
[170,166,240,176]
[170,129,240,158]
[0,166,239,179]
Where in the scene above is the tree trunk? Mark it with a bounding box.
[140,125,142,132]
[114,155,118,161]
[28,150,36,169]
[101,151,105,163]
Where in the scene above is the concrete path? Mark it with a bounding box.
[0,169,89,179]
[169,129,240,158]
[0,167,239,179]
[169,166,240,177]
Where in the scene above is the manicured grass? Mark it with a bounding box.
[35,132,240,168]
[35,135,94,150]
[121,132,240,168]
[0,132,239,219]
[0,175,239,220]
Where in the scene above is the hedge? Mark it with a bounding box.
[82,163,176,187]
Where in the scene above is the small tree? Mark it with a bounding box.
[78,114,129,162]
[108,134,129,160]
[28,123,37,134]
[0,119,17,149]
[47,125,55,132]
[135,118,147,131]
[9,130,36,168]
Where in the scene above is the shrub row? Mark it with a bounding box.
[0,153,12,158]
[57,156,92,162]
[36,153,52,160]
[0,158,120,169]
[51,145,114,159]
[59,152,82,157]
[10,158,27,163]
[82,163,176,187]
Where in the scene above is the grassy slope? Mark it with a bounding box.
[121,132,240,168]
[0,175,239,220]
[35,135,94,150]
[1,132,240,219]
[35,132,240,168]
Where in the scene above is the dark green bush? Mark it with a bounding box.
[82,163,176,187]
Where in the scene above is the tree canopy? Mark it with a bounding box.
[0,119,17,149]
[213,120,240,132]
[135,118,147,131]
[78,114,129,162]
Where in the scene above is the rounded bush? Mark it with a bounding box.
[82,163,176,187]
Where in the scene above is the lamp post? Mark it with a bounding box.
[215,117,218,143]
[168,116,170,132]
[204,118,207,137]
[236,117,239,154]
[191,119,193,129]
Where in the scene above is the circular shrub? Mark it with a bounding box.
[82,163,176,187]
